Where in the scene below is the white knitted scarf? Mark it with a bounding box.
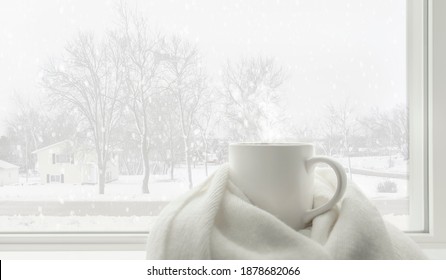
[146,164,426,259]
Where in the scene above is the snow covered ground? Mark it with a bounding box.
[0,176,188,202]
[0,215,156,232]
[335,155,407,174]
[0,164,220,202]
[0,214,409,232]
[0,157,411,231]
[0,158,407,201]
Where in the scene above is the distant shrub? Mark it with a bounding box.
[377,180,398,193]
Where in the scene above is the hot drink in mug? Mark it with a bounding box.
[228,143,347,230]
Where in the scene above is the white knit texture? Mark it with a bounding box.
[146,164,426,259]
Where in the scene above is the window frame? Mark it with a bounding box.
[406,0,428,233]
[408,0,446,248]
[0,0,444,252]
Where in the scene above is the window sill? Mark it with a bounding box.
[0,250,444,260]
[0,233,147,251]
[0,250,146,260]
[1,233,445,257]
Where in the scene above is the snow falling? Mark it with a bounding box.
[0,0,412,232]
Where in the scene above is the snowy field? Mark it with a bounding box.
[0,164,220,201]
[335,155,407,174]
[0,158,407,201]
[0,214,409,232]
[0,157,411,231]
[0,215,156,232]
[0,175,188,202]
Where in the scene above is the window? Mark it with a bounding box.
[55,154,72,164]
[49,174,64,183]
[0,0,439,247]
[50,175,59,183]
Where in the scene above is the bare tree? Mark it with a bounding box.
[195,90,222,176]
[117,4,167,193]
[222,57,285,141]
[7,95,43,180]
[325,101,357,179]
[114,110,142,176]
[0,135,14,164]
[162,36,207,189]
[319,117,342,157]
[289,124,317,143]
[6,95,78,180]
[390,105,409,160]
[154,95,182,180]
[42,32,126,194]
[360,104,408,167]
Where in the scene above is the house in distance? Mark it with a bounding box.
[32,140,119,184]
[0,160,19,186]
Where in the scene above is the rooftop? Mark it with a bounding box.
[0,160,19,169]
[31,140,73,154]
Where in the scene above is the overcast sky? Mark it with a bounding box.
[0,0,406,135]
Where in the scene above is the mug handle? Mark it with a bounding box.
[303,156,348,224]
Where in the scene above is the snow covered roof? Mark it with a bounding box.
[0,160,19,169]
[31,140,73,154]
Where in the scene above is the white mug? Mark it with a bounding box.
[228,143,347,230]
